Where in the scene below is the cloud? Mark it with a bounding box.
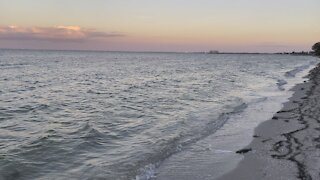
[0,25,124,42]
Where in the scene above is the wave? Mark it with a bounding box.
[135,60,319,180]
[87,89,111,95]
[5,104,50,114]
[69,122,106,140]
[276,79,288,91]
[135,98,251,180]
[0,63,30,70]
[0,63,29,67]
[279,61,317,90]
[285,61,317,78]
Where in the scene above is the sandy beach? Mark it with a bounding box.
[219,61,320,180]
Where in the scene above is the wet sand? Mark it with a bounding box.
[219,63,320,180]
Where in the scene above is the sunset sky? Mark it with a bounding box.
[0,0,319,52]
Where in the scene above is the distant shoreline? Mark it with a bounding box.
[0,48,315,56]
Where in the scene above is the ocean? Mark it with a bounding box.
[0,49,318,180]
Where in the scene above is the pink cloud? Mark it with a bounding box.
[0,25,124,42]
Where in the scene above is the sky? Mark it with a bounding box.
[0,0,319,52]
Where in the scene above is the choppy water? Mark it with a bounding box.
[0,50,318,180]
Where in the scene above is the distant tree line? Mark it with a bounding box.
[312,42,320,56]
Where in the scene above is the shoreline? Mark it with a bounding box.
[153,58,317,180]
[154,59,317,180]
[218,62,320,180]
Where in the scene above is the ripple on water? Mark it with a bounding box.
[0,51,318,179]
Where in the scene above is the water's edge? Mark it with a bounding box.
[217,61,320,180]
[152,60,318,180]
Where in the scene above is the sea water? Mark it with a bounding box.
[0,49,318,180]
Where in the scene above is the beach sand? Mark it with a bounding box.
[218,63,320,180]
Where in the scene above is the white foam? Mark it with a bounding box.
[136,164,157,180]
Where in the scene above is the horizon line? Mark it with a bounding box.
[0,48,313,55]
